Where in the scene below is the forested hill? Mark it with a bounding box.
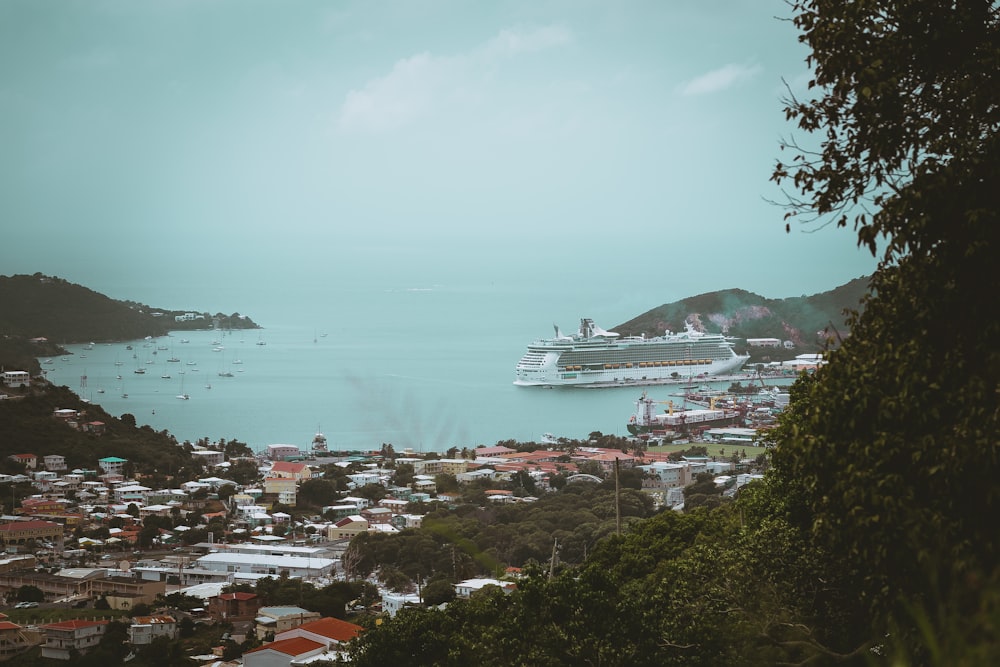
[614,276,870,352]
[0,273,260,343]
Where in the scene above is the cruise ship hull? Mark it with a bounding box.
[514,318,749,388]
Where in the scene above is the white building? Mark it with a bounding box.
[1,371,30,388]
[194,553,336,578]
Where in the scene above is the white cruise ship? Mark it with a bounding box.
[514,318,749,388]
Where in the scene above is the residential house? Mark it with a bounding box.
[326,516,368,540]
[128,615,178,645]
[43,455,67,472]
[381,591,422,618]
[262,477,297,506]
[191,450,225,467]
[267,461,312,481]
[98,457,128,475]
[274,616,363,645]
[254,606,321,640]
[455,577,516,598]
[7,454,36,470]
[208,592,261,622]
[243,636,326,667]
[1,371,30,388]
[360,507,392,526]
[39,619,108,660]
[0,619,39,661]
[639,462,693,490]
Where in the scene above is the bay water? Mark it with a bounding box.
[37,281,779,453]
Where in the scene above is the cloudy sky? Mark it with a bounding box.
[0,0,877,317]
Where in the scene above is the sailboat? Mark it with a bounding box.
[176,375,189,400]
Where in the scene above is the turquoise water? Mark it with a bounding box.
[38,283,786,453]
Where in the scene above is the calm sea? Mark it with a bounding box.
[37,282,782,453]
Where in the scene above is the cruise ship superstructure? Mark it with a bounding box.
[514,318,749,388]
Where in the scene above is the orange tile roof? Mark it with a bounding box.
[295,616,364,642]
[42,619,108,631]
[0,621,22,631]
[0,519,62,532]
[247,636,324,656]
[219,592,257,601]
[269,461,308,474]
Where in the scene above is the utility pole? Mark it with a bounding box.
[615,457,622,536]
[548,537,559,580]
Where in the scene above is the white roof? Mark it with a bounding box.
[197,553,335,568]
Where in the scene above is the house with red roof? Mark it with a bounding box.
[208,591,261,622]
[274,616,363,645]
[7,454,36,470]
[0,519,64,549]
[242,636,326,667]
[266,461,312,481]
[39,619,108,659]
[0,619,37,661]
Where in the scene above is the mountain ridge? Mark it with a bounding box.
[613,276,870,357]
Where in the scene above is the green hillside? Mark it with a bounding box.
[0,273,260,344]
[613,276,870,356]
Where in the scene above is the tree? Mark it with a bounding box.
[298,478,339,507]
[770,0,1000,660]
[16,585,44,602]
[422,578,457,606]
[391,462,415,488]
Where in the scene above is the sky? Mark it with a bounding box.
[0,0,879,322]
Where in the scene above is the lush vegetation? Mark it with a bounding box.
[0,384,198,491]
[0,273,260,344]
[614,277,869,351]
[346,2,1000,665]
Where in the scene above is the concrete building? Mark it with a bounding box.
[1,371,30,388]
[43,455,67,472]
[243,636,326,667]
[208,591,261,622]
[0,620,40,661]
[128,615,177,645]
[39,619,108,660]
[97,457,128,475]
[195,553,336,578]
[254,606,321,640]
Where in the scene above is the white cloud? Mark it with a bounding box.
[336,25,572,134]
[483,25,572,58]
[679,63,762,96]
[338,52,443,133]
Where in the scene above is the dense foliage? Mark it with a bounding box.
[0,383,196,479]
[343,484,655,588]
[614,277,869,348]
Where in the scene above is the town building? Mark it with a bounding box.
[254,606,321,640]
[7,454,36,470]
[97,457,128,475]
[0,520,64,550]
[1,371,30,388]
[267,461,312,481]
[42,455,67,472]
[0,619,39,661]
[208,591,261,622]
[128,615,178,645]
[39,619,108,660]
[266,445,300,461]
[243,636,326,667]
[195,553,336,579]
